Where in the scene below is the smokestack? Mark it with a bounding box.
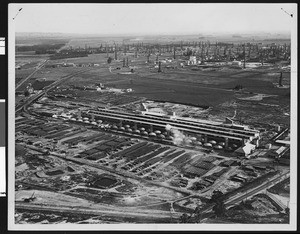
[243,44,246,69]
[126,57,129,67]
[147,53,150,63]
[123,58,125,67]
[114,49,117,60]
[158,61,162,72]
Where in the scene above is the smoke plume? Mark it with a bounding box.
[166,124,193,146]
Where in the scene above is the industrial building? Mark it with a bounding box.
[82,109,260,148]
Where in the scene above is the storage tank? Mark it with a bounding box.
[84,120,90,124]
[125,125,130,129]
[219,142,225,147]
[142,131,148,136]
[127,128,133,132]
[158,134,165,139]
[112,125,118,130]
[83,117,89,121]
[119,127,125,131]
[139,127,145,131]
[166,136,173,140]
[214,145,223,150]
[154,130,161,135]
[149,132,157,137]
[204,143,212,148]
[70,118,76,121]
[134,129,140,134]
[209,140,217,145]
[97,120,103,124]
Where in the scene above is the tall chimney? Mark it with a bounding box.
[243,44,246,69]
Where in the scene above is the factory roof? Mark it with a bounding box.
[235,143,256,156]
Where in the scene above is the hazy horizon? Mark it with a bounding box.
[10,4,296,36]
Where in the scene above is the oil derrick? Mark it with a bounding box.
[158,61,162,72]
[114,49,117,60]
[173,47,176,59]
[123,44,127,55]
[106,45,109,57]
[260,51,264,65]
[201,45,204,61]
[248,44,251,58]
[214,44,217,58]
[279,72,283,87]
[224,46,227,57]
[228,48,231,61]
[123,58,126,67]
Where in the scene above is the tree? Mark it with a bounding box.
[213,201,226,217]
[210,190,223,203]
[107,57,112,64]
[179,213,189,223]
[24,90,30,97]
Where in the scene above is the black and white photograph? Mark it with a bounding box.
[8,3,297,231]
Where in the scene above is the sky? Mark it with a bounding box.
[10,3,296,35]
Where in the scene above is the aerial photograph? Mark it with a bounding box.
[10,3,296,229]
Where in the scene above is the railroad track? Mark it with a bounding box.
[16,68,90,113]
[16,59,48,90]
[15,202,181,220]
[197,171,290,222]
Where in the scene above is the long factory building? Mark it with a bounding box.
[83,109,260,147]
